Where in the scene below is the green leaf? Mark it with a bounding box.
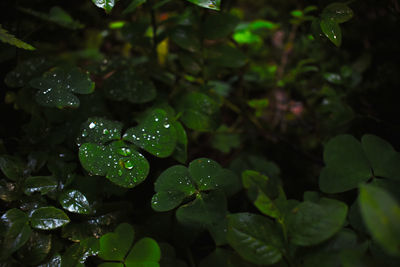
[19,7,84,29]
[79,141,150,188]
[176,190,227,228]
[320,19,342,47]
[211,125,240,154]
[92,0,118,13]
[59,189,91,214]
[15,232,52,265]
[23,176,58,195]
[359,184,400,256]
[322,3,353,23]
[30,206,70,230]
[124,109,177,158]
[177,92,220,132]
[30,66,95,109]
[103,69,157,104]
[170,26,201,52]
[185,0,221,11]
[62,237,100,266]
[203,13,240,39]
[287,198,348,246]
[125,237,161,266]
[151,165,196,212]
[361,134,400,180]
[207,44,247,68]
[0,209,32,259]
[0,155,26,181]
[227,213,283,265]
[0,24,35,50]
[123,0,147,15]
[77,117,123,146]
[4,57,54,88]
[99,223,134,261]
[172,121,188,163]
[319,135,372,193]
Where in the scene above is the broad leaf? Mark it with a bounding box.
[23,176,58,195]
[124,109,177,158]
[103,69,157,104]
[0,155,26,181]
[185,0,221,11]
[322,3,353,23]
[30,66,95,109]
[227,213,283,265]
[79,141,150,188]
[99,223,134,261]
[203,13,240,39]
[172,121,188,163]
[59,189,91,214]
[320,19,342,47]
[62,237,100,266]
[0,24,35,50]
[170,26,201,52]
[125,237,161,266]
[30,206,70,230]
[359,184,400,256]
[287,198,348,246]
[16,232,52,265]
[92,0,118,13]
[207,44,247,68]
[77,117,123,146]
[0,209,32,259]
[319,135,372,193]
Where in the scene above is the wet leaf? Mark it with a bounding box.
[287,198,348,246]
[30,206,70,230]
[59,189,91,214]
[16,232,52,265]
[172,121,188,163]
[124,109,177,158]
[79,141,150,188]
[62,237,100,266]
[359,184,400,256]
[320,19,342,47]
[185,0,221,11]
[0,209,32,259]
[227,213,283,265]
[23,176,58,196]
[92,0,118,13]
[99,223,134,261]
[0,155,26,181]
[322,3,353,23]
[30,66,95,109]
[125,237,161,266]
[103,69,156,104]
[77,117,123,146]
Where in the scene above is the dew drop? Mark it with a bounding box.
[118,169,123,176]
[103,129,110,135]
[89,122,96,129]
[163,123,170,128]
[118,147,132,156]
[124,160,134,170]
[81,129,88,137]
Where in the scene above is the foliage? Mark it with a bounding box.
[1,0,400,266]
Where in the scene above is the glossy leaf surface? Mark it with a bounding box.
[77,117,123,146]
[185,0,221,11]
[30,206,70,230]
[30,66,95,108]
[320,19,342,47]
[92,0,117,13]
[59,189,91,214]
[23,176,58,195]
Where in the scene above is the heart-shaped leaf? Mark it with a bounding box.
[30,206,70,230]
[30,66,95,108]
[151,158,239,212]
[103,69,156,104]
[123,109,177,158]
[227,213,283,265]
[59,189,91,214]
[125,237,161,266]
[77,117,123,146]
[185,0,221,11]
[359,184,400,256]
[176,92,220,132]
[319,135,372,193]
[0,209,32,259]
[79,141,150,188]
[287,198,348,246]
[23,176,58,196]
[99,223,134,261]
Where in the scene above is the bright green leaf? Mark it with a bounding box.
[99,223,134,261]
[0,24,35,50]
[125,237,161,267]
[30,66,95,109]
[30,206,70,230]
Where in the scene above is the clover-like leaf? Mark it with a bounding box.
[185,0,221,11]
[359,184,400,256]
[99,223,134,261]
[0,209,32,259]
[125,237,161,266]
[77,117,123,146]
[319,135,372,193]
[59,189,91,214]
[176,92,220,132]
[103,69,156,104]
[79,140,150,188]
[287,198,348,246]
[123,109,177,158]
[30,206,70,230]
[227,213,283,265]
[23,176,58,195]
[30,66,95,108]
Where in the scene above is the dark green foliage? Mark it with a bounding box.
[1,0,400,266]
